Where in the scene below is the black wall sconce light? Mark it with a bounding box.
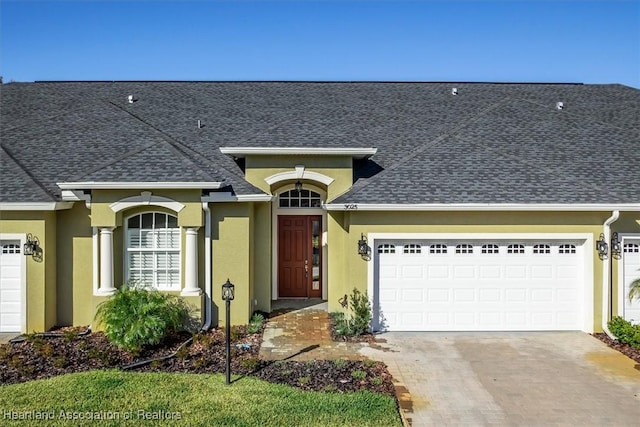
[596,233,608,260]
[357,233,370,260]
[294,180,303,192]
[610,232,622,260]
[23,233,41,260]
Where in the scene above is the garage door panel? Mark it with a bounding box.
[401,265,424,279]
[402,288,425,303]
[380,265,398,278]
[453,288,474,302]
[531,289,553,302]
[427,288,450,303]
[505,288,527,302]
[479,265,501,279]
[505,312,527,326]
[453,265,475,279]
[505,265,527,279]
[531,265,554,279]
[427,265,449,279]
[375,239,585,331]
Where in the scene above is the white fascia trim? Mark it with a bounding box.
[202,193,274,203]
[57,181,224,190]
[265,170,335,186]
[60,190,92,208]
[0,202,74,211]
[220,147,377,159]
[109,192,185,213]
[324,203,640,212]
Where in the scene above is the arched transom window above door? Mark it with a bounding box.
[279,189,322,208]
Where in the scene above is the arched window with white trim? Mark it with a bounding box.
[126,212,180,290]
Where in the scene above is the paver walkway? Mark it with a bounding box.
[260,301,368,361]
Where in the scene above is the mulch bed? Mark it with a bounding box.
[593,333,640,364]
[0,325,395,397]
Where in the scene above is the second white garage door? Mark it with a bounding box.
[0,241,24,333]
[373,238,587,331]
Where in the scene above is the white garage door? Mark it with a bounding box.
[374,239,585,331]
[622,239,640,323]
[0,241,24,332]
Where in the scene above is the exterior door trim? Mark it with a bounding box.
[271,183,327,300]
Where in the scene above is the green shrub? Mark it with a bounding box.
[240,357,260,371]
[94,283,190,352]
[351,370,367,380]
[247,313,265,334]
[333,359,347,369]
[608,316,640,348]
[332,288,372,337]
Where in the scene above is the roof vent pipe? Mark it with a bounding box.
[197,120,203,129]
[127,95,136,104]
[451,88,458,96]
[556,101,564,110]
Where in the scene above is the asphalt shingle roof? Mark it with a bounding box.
[1,81,638,205]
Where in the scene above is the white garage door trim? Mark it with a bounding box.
[0,234,27,333]
[367,233,594,333]
[617,233,640,324]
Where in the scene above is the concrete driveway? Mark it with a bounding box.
[360,332,640,426]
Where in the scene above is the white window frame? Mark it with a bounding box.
[124,212,181,291]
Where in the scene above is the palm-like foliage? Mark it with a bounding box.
[95,283,190,352]
[629,278,640,303]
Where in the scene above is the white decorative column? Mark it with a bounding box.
[97,227,116,295]
[181,227,202,296]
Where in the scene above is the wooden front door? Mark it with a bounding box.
[278,215,322,298]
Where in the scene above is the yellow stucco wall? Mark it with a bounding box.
[90,189,203,227]
[210,203,253,325]
[328,210,615,332]
[252,202,272,314]
[244,155,353,201]
[56,203,93,326]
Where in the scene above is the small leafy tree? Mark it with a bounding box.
[333,288,372,337]
[95,283,190,352]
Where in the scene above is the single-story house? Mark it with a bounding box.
[1,81,639,334]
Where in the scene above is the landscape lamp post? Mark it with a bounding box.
[222,279,235,385]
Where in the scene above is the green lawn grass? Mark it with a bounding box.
[0,370,401,426]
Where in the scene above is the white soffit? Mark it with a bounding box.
[219,147,377,159]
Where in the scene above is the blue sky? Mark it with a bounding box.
[1,1,638,87]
